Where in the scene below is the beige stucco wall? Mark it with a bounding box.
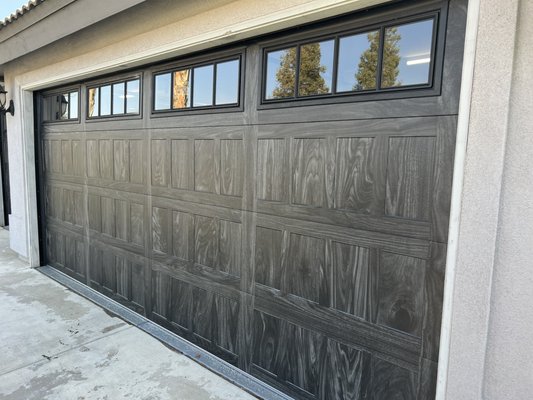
[481,0,533,397]
[442,0,533,398]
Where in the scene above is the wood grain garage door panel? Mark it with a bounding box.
[38,1,466,398]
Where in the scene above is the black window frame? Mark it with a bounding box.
[151,50,244,116]
[41,86,81,124]
[259,1,447,109]
[86,74,143,121]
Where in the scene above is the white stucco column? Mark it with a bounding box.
[439,0,530,399]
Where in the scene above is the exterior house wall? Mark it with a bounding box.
[441,0,533,398]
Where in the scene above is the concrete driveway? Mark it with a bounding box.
[0,228,256,400]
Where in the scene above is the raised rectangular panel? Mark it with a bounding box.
[172,210,192,261]
[43,140,51,172]
[194,139,216,193]
[101,197,115,237]
[113,140,129,182]
[220,139,243,197]
[219,220,241,276]
[130,203,144,247]
[152,271,171,318]
[129,140,144,184]
[215,295,239,354]
[171,139,189,189]
[51,140,62,173]
[115,199,129,241]
[170,278,191,329]
[88,194,101,231]
[377,252,425,336]
[321,340,369,400]
[335,137,382,214]
[333,242,377,321]
[257,138,287,202]
[72,140,84,177]
[102,251,116,292]
[194,215,217,268]
[74,240,85,277]
[115,257,129,299]
[152,206,169,254]
[86,140,100,178]
[89,246,103,285]
[73,191,84,226]
[385,136,435,221]
[151,139,169,187]
[63,189,73,224]
[252,310,282,376]
[131,262,145,307]
[99,140,113,180]
[292,138,325,207]
[285,322,325,397]
[61,140,73,175]
[192,286,213,342]
[255,226,283,289]
[367,357,417,400]
[288,233,326,304]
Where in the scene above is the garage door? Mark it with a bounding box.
[37,0,466,398]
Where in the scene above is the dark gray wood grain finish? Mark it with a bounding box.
[38,1,466,398]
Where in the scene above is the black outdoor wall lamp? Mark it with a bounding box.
[0,85,15,116]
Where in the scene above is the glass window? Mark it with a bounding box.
[337,31,379,92]
[42,90,80,122]
[100,85,111,116]
[298,40,334,96]
[215,60,239,105]
[381,19,434,88]
[69,91,78,119]
[88,88,99,117]
[113,82,125,115]
[155,73,171,110]
[59,94,69,120]
[126,80,140,114]
[153,57,240,112]
[265,47,296,99]
[192,65,213,107]
[172,69,191,109]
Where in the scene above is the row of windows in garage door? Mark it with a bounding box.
[42,16,436,122]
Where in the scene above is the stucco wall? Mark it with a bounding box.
[482,0,533,397]
[442,0,533,398]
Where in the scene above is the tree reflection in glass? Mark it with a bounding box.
[173,69,191,109]
[265,48,296,99]
[298,40,334,96]
[381,19,434,88]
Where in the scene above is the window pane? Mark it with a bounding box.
[172,69,191,109]
[100,85,111,116]
[215,59,239,105]
[126,80,140,114]
[154,73,171,110]
[69,91,78,119]
[192,65,213,107]
[59,94,69,120]
[381,19,434,88]
[113,83,125,115]
[337,31,379,92]
[298,40,334,96]
[88,88,99,117]
[265,47,296,99]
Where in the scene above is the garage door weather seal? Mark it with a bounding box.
[38,265,290,400]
